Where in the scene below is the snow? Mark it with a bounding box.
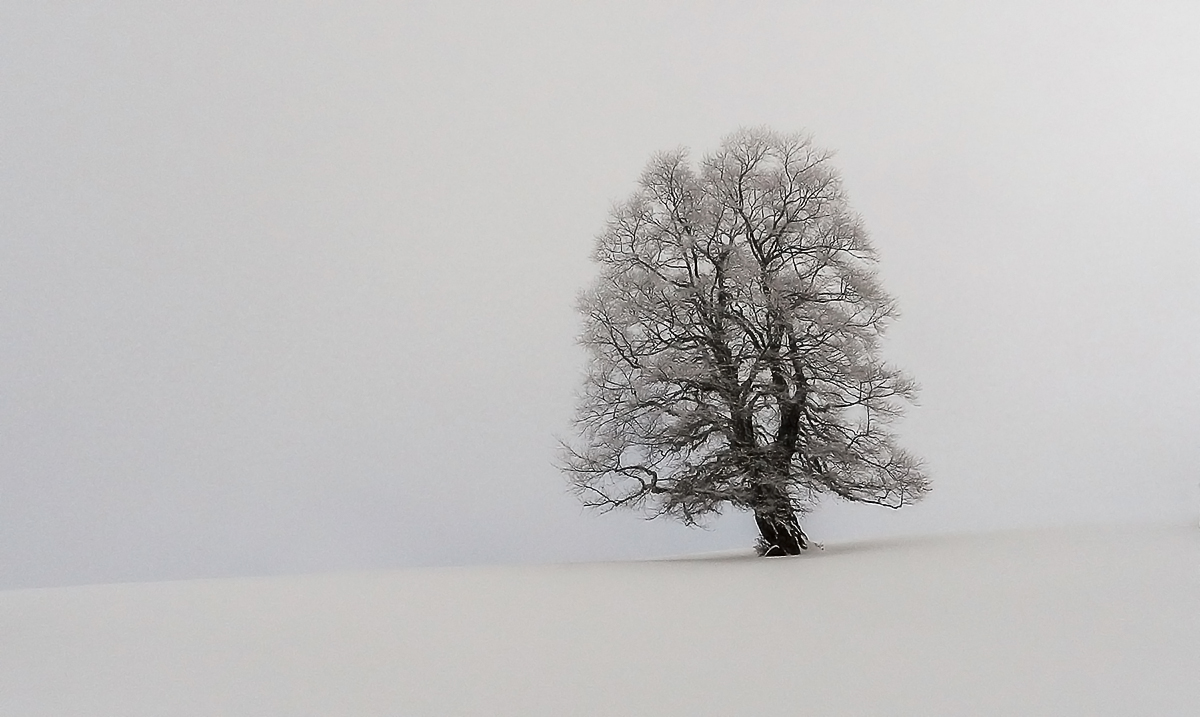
[2,523,1198,715]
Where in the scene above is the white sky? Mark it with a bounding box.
[2,1,1198,589]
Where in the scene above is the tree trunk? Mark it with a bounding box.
[754,505,808,556]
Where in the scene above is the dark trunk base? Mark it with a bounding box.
[754,508,808,556]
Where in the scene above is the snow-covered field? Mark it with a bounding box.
[2,523,1197,716]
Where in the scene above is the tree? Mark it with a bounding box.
[562,128,929,556]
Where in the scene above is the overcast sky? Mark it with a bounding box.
[2,1,1198,589]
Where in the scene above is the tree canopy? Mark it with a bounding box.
[563,128,928,554]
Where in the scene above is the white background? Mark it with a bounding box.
[3,1,1198,588]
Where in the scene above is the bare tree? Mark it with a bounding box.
[562,128,929,556]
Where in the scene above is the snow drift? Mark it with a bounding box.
[2,523,1197,715]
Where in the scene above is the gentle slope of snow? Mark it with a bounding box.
[2,523,1197,715]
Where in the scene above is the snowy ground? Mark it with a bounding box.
[2,522,1197,716]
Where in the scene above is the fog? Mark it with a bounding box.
[2,1,1198,589]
